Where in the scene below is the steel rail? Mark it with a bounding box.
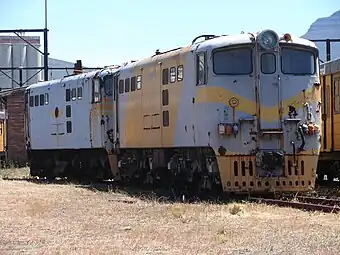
[295,196,340,207]
[248,197,340,213]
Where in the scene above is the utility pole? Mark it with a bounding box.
[43,0,49,81]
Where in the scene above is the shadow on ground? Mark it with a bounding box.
[12,177,248,204]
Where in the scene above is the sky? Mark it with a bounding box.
[1,0,340,67]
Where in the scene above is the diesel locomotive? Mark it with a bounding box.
[25,29,322,194]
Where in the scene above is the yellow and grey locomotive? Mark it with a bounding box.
[26,29,321,194]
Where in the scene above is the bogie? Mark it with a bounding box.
[28,148,113,181]
[117,147,222,195]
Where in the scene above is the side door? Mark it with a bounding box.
[26,86,53,150]
[113,72,120,150]
[89,76,102,148]
[29,89,49,149]
[27,90,38,149]
[101,73,115,151]
[50,82,67,149]
[257,50,283,152]
[258,51,281,131]
[142,62,161,148]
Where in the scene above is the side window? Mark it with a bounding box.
[131,76,136,91]
[170,67,176,83]
[77,87,82,99]
[334,79,340,114]
[34,95,39,106]
[66,88,71,101]
[163,110,169,127]
[162,68,169,85]
[29,96,34,107]
[196,53,207,85]
[71,88,77,100]
[66,105,71,117]
[92,79,100,103]
[66,121,72,133]
[335,79,339,97]
[44,93,49,105]
[137,75,142,90]
[261,53,276,74]
[39,94,44,106]
[119,79,124,94]
[177,65,183,82]
[125,78,130,93]
[104,76,113,96]
[162,89,169,106]
[325,83,330,115]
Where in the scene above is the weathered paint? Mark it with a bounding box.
[217,154,317,192]
[26,67,119,151]
[115,31,321,192]
[117,46,190,149]
[26,30,321,193]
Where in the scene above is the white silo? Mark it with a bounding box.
[21,44,27,86]
[0,44,12,89]
[26,42,42,85]
[0,35,42,89]
[11,43,27,87]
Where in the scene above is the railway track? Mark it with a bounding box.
[3,176,340,213]
[249,196,340,213]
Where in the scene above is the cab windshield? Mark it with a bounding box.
[213,47,253,75]
[281,47,316,75]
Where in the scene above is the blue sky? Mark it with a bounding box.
[1,0,340,67]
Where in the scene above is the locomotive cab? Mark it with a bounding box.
[194,30,321,192]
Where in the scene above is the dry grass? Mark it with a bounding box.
[0,166,30,180]
[0,177,340,254]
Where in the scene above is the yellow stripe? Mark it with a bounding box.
[196,85,321,122]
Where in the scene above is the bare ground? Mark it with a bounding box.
[0,170,340,254]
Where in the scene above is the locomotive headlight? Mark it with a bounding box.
[258,29,279,50]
